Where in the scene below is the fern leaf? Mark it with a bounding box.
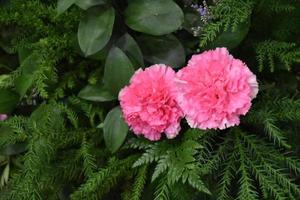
[130,165,148,200]
[154,176,171,200]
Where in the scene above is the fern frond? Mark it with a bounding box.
[56,103,79,128]
[200,21,223,47]
[246,155,287,200]
[244,105,290,148]
[236,136,259,200]
[240,131,300,199]
[255,40,300,71]
[154,175,171,200]
[70,156,136,200]
[133,141,169,168]
[68,96,104,127]
[151,155,169,182]
[0,118,28,147]
[263,118,291,148]
[129,165,148,200]
[131,129,210,195]
[80,134,97,178]
[186,170,211,195]
[268,0,296,13]
[217,148,237,200]
[124,137,152,150]
[270,97,300,121]
[285,157,300,176]
[199,134,233,174]
[200,0,254,47]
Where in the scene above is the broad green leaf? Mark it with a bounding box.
[18,47,32,63]
[57,0,77,15]
[15,74,34,97]
[103,107,128,153]
[15,53,40,97]
[78,6,115,56]
[21,53,40,74]
[30,104,48,122]
[88,35,116,61]
[124,0,184,36]
[0,89,19,113]
[137,34,185,68]
[204,19,250,50]
[78,84,116,102]
[76,0,106,10]
[116,33,144,68]
[104,47,134,96]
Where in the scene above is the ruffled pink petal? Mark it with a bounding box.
[119,64,184,141]
[176,47,258,130]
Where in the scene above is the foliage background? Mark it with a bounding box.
[0,0,299,199]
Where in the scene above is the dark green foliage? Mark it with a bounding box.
[0,0,299,199]
[122,164,148,200]
[70,156,137,200]
[255,41,300,72]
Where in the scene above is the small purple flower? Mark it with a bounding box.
[189,0,215,36]
[0,114,8,121]
[190,2,209,18]
[197,6,207,16]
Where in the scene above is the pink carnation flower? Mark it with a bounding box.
[119,64,183,141]
[0,114,8,121]
[176,47,258,130]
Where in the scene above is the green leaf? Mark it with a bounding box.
[116,33,144,68]
[78,6,115,56]
[15,53,40,97]
[0,89,19,113]
[137,34,185,68]
[124,0,184,36]
[21,53,40,74]
[18,47,32,63]
[76,0,106,10]
[87,35,116,61]
[204,19,250,50]
[103,107,128,153]
[78,84,116,102]
[57,0,77,15]
[104,47,134,96]
[15,74,34,98]
[0,164,9,187]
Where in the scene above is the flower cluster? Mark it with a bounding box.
[188,0,216,37]
[119,48,258,141]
